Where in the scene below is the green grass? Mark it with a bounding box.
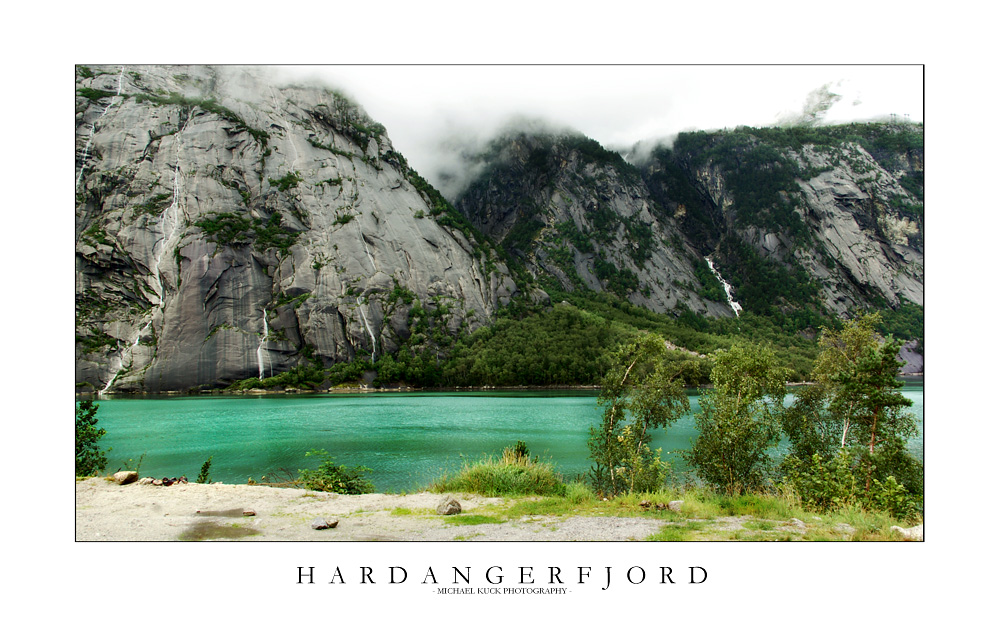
[453,483,919,541]
[445,514,504,526]
[430,448,568,497]
[647,522,706,541]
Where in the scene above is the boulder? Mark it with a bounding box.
[137,477,155,485]
[667,500,684,512]
[436,497,462,515]
[311,517,339,530]
[112,471,138,485]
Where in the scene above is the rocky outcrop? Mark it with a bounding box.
[454,132,734,317]
[76,65,517,393]
[898,339,924,374]
[644,127,924,318]
[454,123,923,322]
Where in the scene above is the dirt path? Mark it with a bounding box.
[75,478,668,541]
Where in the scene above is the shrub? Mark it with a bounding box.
[298,449,375,494]
[197,456,213,484]
[782,451,857,512]
[432,443,567,497]
[76,400,109,476]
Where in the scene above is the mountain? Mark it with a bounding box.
[75,65,519,392]
[453,122,924,325]
[452,131,734,317]
[76,66,924,393]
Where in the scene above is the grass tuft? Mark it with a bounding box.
[430,449,567,497]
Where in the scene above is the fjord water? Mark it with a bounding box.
[93,380,923,491]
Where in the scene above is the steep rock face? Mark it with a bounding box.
[76,65,516,392]
[638,124,924,318]
[453,132,734,317]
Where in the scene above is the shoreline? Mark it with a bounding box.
[76,374,923,398]
[75,477,922,542]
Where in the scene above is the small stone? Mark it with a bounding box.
[655,503,666,511]
[436,497,462,515]
[137,477,155,485]
[112,471,138,485]
[667,500,684,512]
[311,517,339,530]
[787,518,807,528]
[152,479,163,486]
[639,499,651,508]
[243,510,256,516]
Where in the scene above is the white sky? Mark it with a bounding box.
[274,65,923,191]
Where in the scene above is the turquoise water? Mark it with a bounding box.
[90,380,923,492]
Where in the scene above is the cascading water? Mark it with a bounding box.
[358,222,377,272]
[99,108,188,394]
[357,298,377,364]
[76,66,125,192]
[152,130,186,303]
[705,257,743,317]
[99,320,151,394]
[256,309,271,380]
[355,221,378,363]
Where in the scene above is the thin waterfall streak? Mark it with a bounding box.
[99,320,150,395]
[357,298,377,364]
[76,66,126,193]
[705,257,743,317]
[257,309,270,380]
[153,122,187,305]
[357,221,376,272]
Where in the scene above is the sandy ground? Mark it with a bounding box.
[75,477,668,541]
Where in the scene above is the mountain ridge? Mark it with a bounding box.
[76,66,923,393]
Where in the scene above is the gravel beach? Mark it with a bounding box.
[75,477,668,541]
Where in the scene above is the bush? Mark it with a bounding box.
[298,449,375,494]
[783,450,919,519]
[432,443,567,497]
[782,451,857,512]
[197,456,213,484]
[76,400,109,476]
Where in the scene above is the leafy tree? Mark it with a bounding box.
[811,313,882,448]
[799,313,916,461]
[780,313,920,515]
[589,334,694,496]
[686,343,789,494]
[76,400,109,476]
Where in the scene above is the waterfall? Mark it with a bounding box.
[99,102,186,394]
[705,257,743,317]
[99,320,151,395]
[76,66,125,192]
[358,223,377,272]
[355,220,377,362]
[357,297,377,364]
[152,130,186,304]
[257,309,271,380]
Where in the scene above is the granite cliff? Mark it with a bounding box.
[76,65,518,392]
[453,123,923,323]
[76,66,923,393]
